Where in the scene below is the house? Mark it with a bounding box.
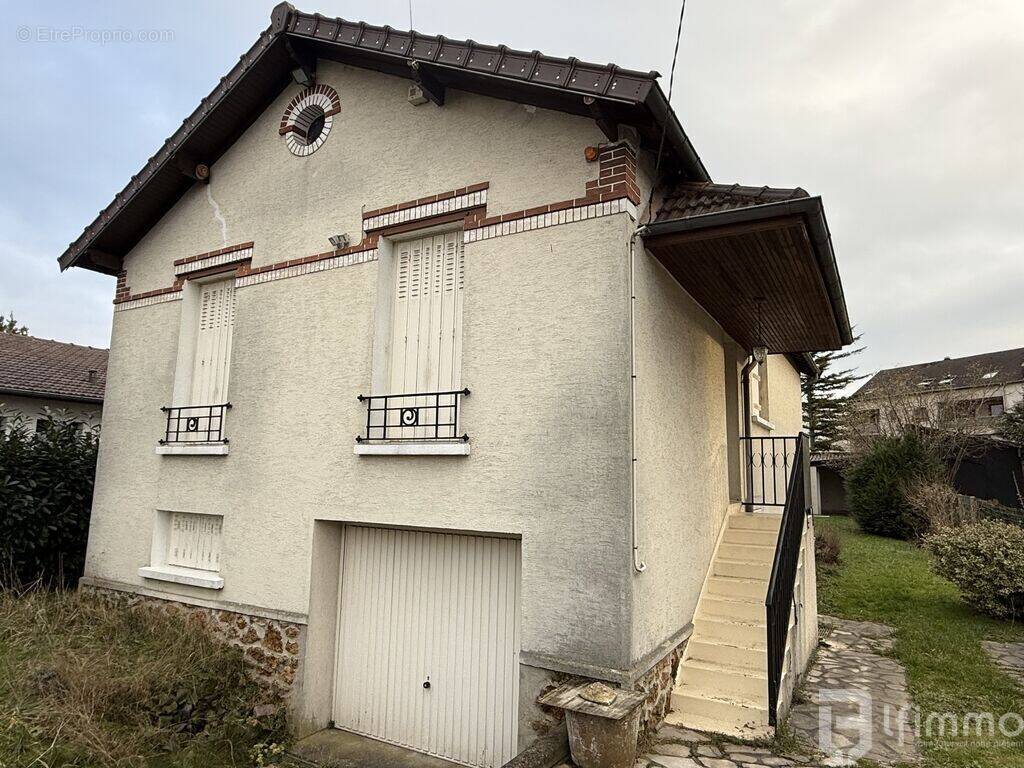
[58,4,852,764]
[0,333,107,432]
[853,347,1024,436]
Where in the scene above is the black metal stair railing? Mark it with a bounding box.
[764,432,810,726]
[356,389,469,442]
[159,403,231,444]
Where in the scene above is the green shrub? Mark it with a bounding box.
[0,587,287,766]
[0,410,98,587]
[925,520,1024,620]
[847,433,942,539]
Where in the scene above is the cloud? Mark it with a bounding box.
[0,0,1020,375]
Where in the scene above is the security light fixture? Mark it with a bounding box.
[329,234,349,250]
[753,346,768,365]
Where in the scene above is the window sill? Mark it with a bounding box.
[138,565,224,590]
[155,443,230,456]
[354,441,471,456]
[751,414,776,431]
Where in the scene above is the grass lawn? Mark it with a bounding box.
[816,516,1024,768]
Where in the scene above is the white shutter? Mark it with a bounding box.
[334,526,520,768]
[167,512,222,572]
[190,278,236,405]
[389,232,464,393]
[387,232,465,438]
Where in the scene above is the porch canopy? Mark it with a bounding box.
[641,183,853,361]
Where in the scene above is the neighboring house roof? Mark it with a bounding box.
[653,182,809,223]
[0,334,108,404]
[856,347,1024,398]
[58,1,709,275]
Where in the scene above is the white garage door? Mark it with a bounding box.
[333,526,520,768]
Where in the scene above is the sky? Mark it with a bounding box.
[0,0,1021,380]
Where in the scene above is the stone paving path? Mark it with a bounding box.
[637,723,821,768]
[787,616,919,766]
[981,640,1024,688]
[631,615,921,768]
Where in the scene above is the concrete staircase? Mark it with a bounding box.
[665,512,781,738]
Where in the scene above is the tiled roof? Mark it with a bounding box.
[59,3,708,275]
[0,334,108,403]
[856,347,1024,398]
[653,182,809,223]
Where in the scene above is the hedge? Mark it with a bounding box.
[0,410,98,587]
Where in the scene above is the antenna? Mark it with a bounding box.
[408,0,413,29]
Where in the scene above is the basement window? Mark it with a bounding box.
[138,511,225,590]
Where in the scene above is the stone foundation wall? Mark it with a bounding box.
[633,640,687,737]
[83,586,304,696]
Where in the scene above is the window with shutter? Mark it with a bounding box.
[167,512,223,572]
[189,278,236,405]
[389,231,465,395]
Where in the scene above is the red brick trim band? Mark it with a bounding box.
[362,182,489,220]
[235,234,379,283]
[173,241,254,267]
[174,245,254,278]
[362,183,489,232]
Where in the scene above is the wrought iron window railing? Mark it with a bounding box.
[159,403,231,445]
[356,389,469,442]
[739,435,800,508]
[764,432,810,726]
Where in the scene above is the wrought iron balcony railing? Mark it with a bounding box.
[739,435,800,508]
[356,389,469,442]
[159,403,231,445]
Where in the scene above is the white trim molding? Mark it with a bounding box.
[155,443,230,456]
[354,441,471,456]
[138,565,224,590]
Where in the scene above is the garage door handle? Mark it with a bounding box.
[423,680,431,690]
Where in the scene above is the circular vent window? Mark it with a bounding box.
[280,85,340,157]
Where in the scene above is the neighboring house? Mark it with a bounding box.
[0,333,107,432]
[809,451,849,516]
[853,347,1024,436]
[58,4,851,763]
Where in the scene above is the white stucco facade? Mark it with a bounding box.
[81,58,810,753]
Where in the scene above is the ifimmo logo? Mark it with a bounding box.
[816,689,1024,762]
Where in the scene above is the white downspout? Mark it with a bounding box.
[629,229,647,573]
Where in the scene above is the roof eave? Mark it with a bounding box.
[643,82,710,183]
[788,352,819,379]
[641,196,854,349]
[59,3,711,274]
[0,386,104,405]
